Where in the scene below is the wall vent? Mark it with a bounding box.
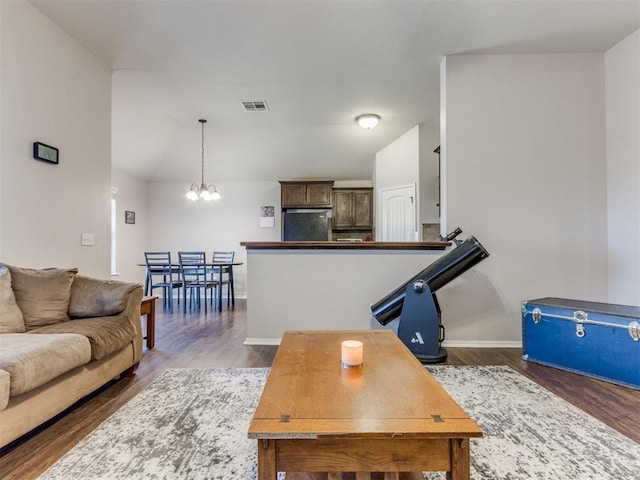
[242,101,269,112]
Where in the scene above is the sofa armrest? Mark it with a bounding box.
[69,275,144,363]
[123,287,144,363]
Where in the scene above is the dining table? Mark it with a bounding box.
[138,261,243,312]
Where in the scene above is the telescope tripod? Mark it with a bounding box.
[397,280,448,363]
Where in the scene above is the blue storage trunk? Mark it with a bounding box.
[522,297,640,390]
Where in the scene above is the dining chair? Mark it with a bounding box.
[211,251,235,307]
[143,251,182,312]
[178,251,219,314]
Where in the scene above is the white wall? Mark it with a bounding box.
[0,2,112,277]
[374,125,420,240]
[375,125,420,188]
[605,29,640,306]
[111,168,149,283]
[0,3,3,258]
[419,122,440,225]
[441,53,608,344]
[245,249,444,343]
[439,59,448,238]
[146,181,282,295]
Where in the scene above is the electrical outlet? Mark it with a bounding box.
[81,233,95,246]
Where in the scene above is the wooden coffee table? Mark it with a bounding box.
[248,330,482,480]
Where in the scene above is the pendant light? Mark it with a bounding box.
[186,119,221,201]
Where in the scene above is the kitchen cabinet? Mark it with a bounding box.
[332,188,373,230]
[279,181,334,208]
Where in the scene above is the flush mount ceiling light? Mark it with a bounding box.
[186,119,221,202]
[356,113,381,129]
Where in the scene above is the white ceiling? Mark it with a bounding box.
[31,0,639,183]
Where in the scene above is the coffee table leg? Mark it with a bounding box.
[258,439,277,480]
[447,438,470,480]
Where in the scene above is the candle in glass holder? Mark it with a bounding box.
[341,340,363,367]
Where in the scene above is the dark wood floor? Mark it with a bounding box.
[1,300,638,479]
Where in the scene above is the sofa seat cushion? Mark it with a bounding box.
[30,315,135,361]
[0,370,9,411]
[0,333,91,397]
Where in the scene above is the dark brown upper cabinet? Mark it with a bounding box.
[332,188,373,230]
[280,181,334,208]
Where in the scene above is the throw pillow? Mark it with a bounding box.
[7,265,78,330]
[0,264,25,333]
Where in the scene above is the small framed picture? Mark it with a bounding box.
[125,211,136,224]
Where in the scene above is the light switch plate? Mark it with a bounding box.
[81,233,95,246]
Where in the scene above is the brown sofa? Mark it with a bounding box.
[0,265,143,448]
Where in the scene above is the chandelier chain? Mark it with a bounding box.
[201,119,205,184]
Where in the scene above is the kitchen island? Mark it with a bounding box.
[240,241,450,344]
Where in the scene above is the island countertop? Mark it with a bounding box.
[240,241,450,250]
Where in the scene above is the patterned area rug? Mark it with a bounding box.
[38,366,640,480]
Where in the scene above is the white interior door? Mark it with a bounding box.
[379,184,417,241]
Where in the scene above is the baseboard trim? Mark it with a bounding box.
[442,340,522,348]
[244,338,281,346]
[243,338,522,348]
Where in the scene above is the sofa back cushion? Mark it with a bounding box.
[69,275,139,318]
[0,265,25,333]
[7,266,78,330]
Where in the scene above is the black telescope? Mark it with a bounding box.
[370,232,489,363]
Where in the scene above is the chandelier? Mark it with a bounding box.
[186,119,221,201]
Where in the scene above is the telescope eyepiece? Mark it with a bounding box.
[442,227,463,242]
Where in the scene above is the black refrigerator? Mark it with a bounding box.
[282,211,329,241]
